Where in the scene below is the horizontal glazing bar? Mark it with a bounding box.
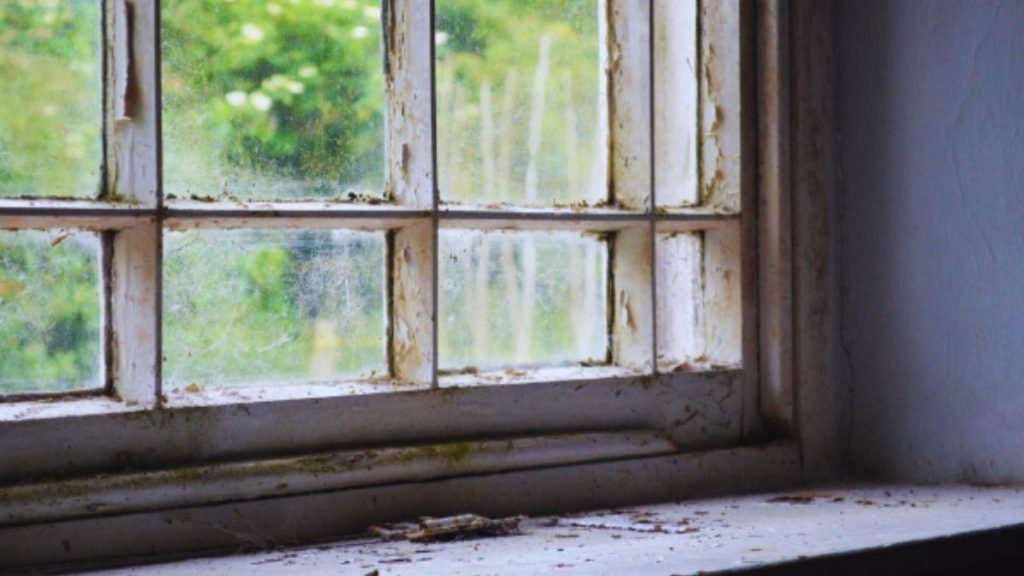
[1,199,740,231]
[0,199,153,230]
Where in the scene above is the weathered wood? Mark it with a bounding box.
[607,0,653,210]
[0,431,676,527]
[654,0,700,207]
[108,223,161,406]
[0,442,800,570]
[384,0,433,208]
[612,226,655,371]
[391,221,435,385]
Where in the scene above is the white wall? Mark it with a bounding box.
[839,0,1024,482]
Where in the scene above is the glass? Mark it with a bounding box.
[162,0,385,201]
[440,229,607,370]
[0,1,102,198]
[436,0,604,207]
[0,230,101,394]
[163,229,386,389]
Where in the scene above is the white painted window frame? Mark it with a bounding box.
[0,0,811,566]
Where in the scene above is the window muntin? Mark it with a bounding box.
[0,0,102,198]
[653,0,699,207]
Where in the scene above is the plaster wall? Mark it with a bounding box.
[838,0,1024,481]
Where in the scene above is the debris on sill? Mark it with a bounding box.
[370,514,524,543]
[766,492,846,505]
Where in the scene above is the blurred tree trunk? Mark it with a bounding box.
[498,68,520,361]
[516,34,552,362]
[472,81,495,360]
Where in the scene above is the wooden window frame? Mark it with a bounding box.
[0,0,820,567]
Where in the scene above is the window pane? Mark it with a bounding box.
[436,0,604,207]
[0,230,101,394]
[656,229,741,371]
[439,230,607,371]
[162,0,385,201]
[0,1,102,198]
[163,229,386,389]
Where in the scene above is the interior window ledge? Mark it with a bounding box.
[85,484,1024,575]
[0,395,144,423]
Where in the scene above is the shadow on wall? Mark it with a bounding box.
[839,0,1024,483]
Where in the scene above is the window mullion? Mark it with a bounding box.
[105,0,162,406]
[607,0,653,211]
[385,0,437,386]
[606,1,655,371]
[611,226,655,372]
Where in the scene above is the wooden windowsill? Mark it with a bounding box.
[89,484,1024,575]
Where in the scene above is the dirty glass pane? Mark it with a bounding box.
[439,230,607,371]
[0,1,102,198]
[436,0,604,207]
[163,229,386,389]
[162,0,385,201]
[0,230,101,394]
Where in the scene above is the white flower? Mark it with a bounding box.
[352,25,369,39]
[225,91,248,107]
[241,23,264,43]
[298,65,319,79]
[435,32,449,46]
[362,5,381,19]
[287,81,305,94]
[249,92,273,111]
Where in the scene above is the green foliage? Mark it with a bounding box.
[162,230,385,388]
[1,0,606,393]
[0,0,101,197]
[436,0,601,204]
[0,232,100,393]
[162,0,386,198]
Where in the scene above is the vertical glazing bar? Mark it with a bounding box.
[390,221,434,385]
[603,2,655,371]
[654,0,699,207]
[648,0,658,373]
[607,0,653,211]
[699,0,743,213]
[611,226,654,372]
[384,0,435,209]
[106,0,161,405]
[430,0,440,388]
[386,0,436,385]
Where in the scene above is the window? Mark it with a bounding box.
[0,0,794,560]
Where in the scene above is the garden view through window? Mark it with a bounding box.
[0,0,737,399]
[436,0,603,207]
[0,1,102,198]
